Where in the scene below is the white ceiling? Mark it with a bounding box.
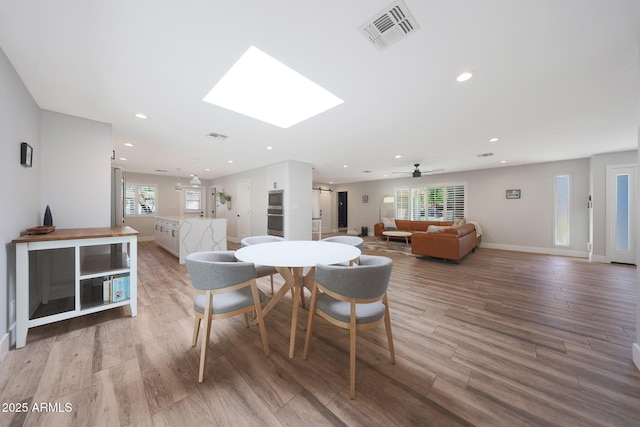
[1,0,638,184]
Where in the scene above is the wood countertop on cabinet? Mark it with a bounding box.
[12,226,139,243]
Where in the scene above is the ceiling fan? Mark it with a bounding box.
[392,163,444,178]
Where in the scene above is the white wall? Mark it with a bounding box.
[287,160,313,241]
[121,172,212,240]
[41,111,112,228]
[212,167,268,243]
[635,140,640,371]
[328,155,637,257]
[589,150,637,259]
[210,160,313,242]
[468,159,590,256]
[0,47,41,357]
[1,53,114,356]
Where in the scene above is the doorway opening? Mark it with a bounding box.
[338,191,348,230]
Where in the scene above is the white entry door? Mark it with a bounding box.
[237,179,251,240]
[606,164,636,264]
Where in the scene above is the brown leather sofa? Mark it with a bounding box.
[374,220,481,262]
[411,223,480,262]
[374,220,449,238]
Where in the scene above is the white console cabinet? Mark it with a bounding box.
[12,226,138,348]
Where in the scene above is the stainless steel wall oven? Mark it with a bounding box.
[267,190,284,237]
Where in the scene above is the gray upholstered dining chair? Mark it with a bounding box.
[303,255,395,399]
[321,235,364,265]
[321,235,364,250]
[186,251,270,382]
[241,235,286,294]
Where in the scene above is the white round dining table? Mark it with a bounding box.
[235,240,361,357]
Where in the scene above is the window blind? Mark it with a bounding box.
[185,189,202,211]
[395,189,410,220]
[396,183,466,221]
[137,185,157,214]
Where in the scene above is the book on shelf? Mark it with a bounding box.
[111,274,130,302]
[103,276,112,302]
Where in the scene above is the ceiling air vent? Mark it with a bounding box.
[477,152,494,158]
[358,0,420,51]
[207,132,228,141]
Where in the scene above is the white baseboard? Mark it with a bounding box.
[0,331,10,362]
[138,236,155,242]
[479,243,589,259]
[590,254,609,263]
[633,343,640,371]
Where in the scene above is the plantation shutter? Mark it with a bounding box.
[411,187,427,220]
[446,184,465,220]
[125,184,136,215]
[395,188,410,220]
[185,189,202,212]
[137,185,157,214]
[427,186,444,220]
[396,183,465,221]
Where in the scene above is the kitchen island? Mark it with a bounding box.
[154,216,227,263]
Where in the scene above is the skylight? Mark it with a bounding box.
[203,46,344,128]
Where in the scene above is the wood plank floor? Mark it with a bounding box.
[1,238,639,426]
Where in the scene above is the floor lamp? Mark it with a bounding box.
[379,196,395,222]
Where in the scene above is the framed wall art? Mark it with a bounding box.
[506,189,521,199]
[20,142,33,167]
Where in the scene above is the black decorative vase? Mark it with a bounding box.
[44,205,53,226]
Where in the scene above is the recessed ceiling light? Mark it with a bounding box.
[119,157,127,161]
[203,46,344,128]
[456,72,473,82]
[500,160,507,164]
[134,113,148,119]
[489,137,499,142]
[266,146,273,150]
[394,155,402,159]
[329,181,334,184]
[342,164,348,168]
[204,168,211,172]
[124,142,134,147]
[227,160,234,164]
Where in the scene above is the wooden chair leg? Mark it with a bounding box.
[383,293,396,364]
[250,281,270,356]
[349,302,357,399]
[303,284,319,360]
[243,312,250,327]
[270,274,274,294]
[198,294,212,382]
[192,316,201,347]
[294,268,306,309]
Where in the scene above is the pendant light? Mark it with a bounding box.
[190,174,201,186]
[175,168,183,191]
